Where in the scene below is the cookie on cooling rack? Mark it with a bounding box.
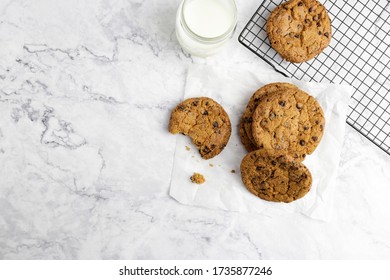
[266,0,332,63]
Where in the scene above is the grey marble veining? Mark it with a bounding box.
[0,0,390,259]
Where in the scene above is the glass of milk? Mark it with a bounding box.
[176,0,238,57]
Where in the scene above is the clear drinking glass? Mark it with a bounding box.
[176,0,238,57]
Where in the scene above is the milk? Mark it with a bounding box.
[176,0,237,57]
[183,0,235,38]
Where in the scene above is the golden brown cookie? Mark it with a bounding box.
[241,150,312,203]
[266,0,332,63]
[251,88,325,161]
[169,97,231,159]
[240,83,299,151]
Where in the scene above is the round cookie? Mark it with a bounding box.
[266,0,332,63]
[169,97,231,159]
[240,150,312,203]
[251,88,325,161]
[240,83,299,150]
[239,121,257,152]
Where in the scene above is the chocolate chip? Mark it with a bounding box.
[210,144,216,149]
[256,166,264,171]
[271,160,277,166]
[297,24,302,29]
[277,155,287,162]
[318,31,322,35]
[279,101,286,106]
[305,19,310,24]
[192,101,199,106]
[219,144,226,149]
[289,32,295,38]
[202,110,208,115]
[269,112,276,120]
[291,165,299,171]
[315,120,319,124]
[213,121,218,128]
[296,103,303,109]
[309,7,314,12]
[288,15,291,20]
[312,136,318,142]
[298,2,303,6]
[205,102,209,106]
[270,170,276,178]
[202,146,211,154]
[300,140,306,146]
[317,22,321,27]
[320,124,324,131]
[254,98,260,102]
[324,32,329,38]
[295,34,300,38]
[178,105,185,111]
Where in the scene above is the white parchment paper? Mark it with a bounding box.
[169,65,354,221]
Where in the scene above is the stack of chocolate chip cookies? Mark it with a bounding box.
[240,83,325,203]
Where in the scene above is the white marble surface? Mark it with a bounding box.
[0,0,390,259]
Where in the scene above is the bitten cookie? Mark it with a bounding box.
[266,0,332,63]
[169,97,231,159]
[251,88,325,161]
[241,150,312,203]
[240,82,298,151]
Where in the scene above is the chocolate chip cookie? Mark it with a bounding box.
[241,150,312,203]
[266,0,332,63]
[240,83,298,152]
[169,97,231,159]
[251,88,325,161]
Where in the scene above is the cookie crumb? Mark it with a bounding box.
[209,163,214,167]
[190,173,205,184]
[231,169,236,173]
[185,146,190,151]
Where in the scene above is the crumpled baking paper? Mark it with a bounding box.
[169,64,354,221]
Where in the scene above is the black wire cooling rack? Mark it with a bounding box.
[239,0,390,155]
